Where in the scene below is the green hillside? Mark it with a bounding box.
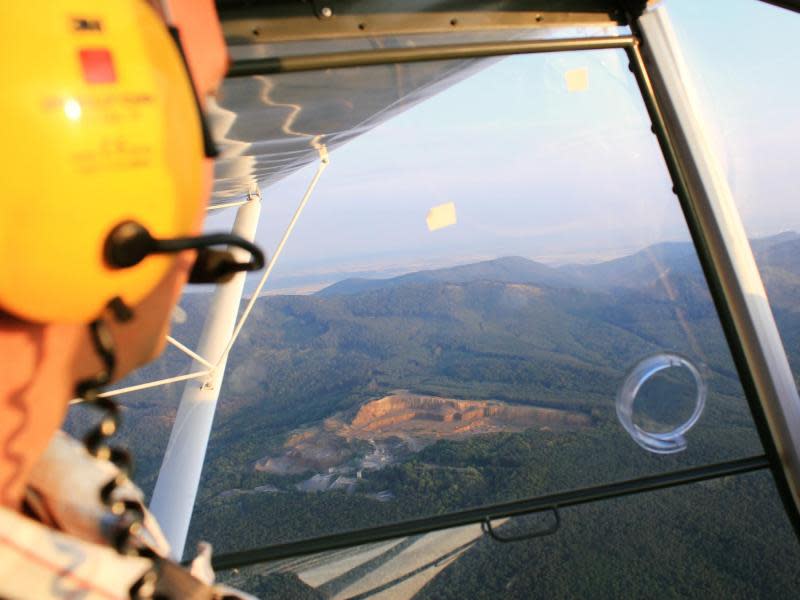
[63,234,800,598]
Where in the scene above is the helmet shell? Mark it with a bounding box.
[0,0,204,323]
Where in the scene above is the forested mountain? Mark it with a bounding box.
[63,233,800,598]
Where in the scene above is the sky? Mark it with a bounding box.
[206,0,800,294]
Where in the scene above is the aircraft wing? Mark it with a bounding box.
[209,0,622,202]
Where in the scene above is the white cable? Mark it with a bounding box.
[97,371,211,398]
[213,145,329,369]
[67,168,299,405]
[165,335,214,369]
[207,200,248,212]
[69,370,211,405]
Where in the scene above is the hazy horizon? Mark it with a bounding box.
[203,0,799,301]
[183,228,799,297]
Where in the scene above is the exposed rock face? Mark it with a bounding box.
[348,393,590,437]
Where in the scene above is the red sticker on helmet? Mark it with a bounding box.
[79,48,116,84]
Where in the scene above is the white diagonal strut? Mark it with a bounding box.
[149,147,330,560]
[88,147,329,401]
[213,145,329,369]
[165,335,214,369]
[149,193,262,561]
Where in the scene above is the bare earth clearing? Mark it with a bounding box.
[255,392,590,476]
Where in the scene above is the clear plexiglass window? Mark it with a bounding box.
[665,0,800,391]
[63,2,800,597]
[185,48,777,547]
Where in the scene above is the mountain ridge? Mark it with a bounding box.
[317,232,799,297]
[316,255,577,297]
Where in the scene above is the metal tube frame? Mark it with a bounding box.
[628,7,800,538]
[207,22,800,569]
[227,35,636,77]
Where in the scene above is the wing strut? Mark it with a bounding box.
[149,146,329,561]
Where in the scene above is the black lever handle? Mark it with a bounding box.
[481,507,560,543]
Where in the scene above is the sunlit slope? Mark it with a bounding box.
[317,256,578,297]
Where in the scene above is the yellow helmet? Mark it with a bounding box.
[0,1,205,323]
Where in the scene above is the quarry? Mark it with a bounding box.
[254,391,591,490]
